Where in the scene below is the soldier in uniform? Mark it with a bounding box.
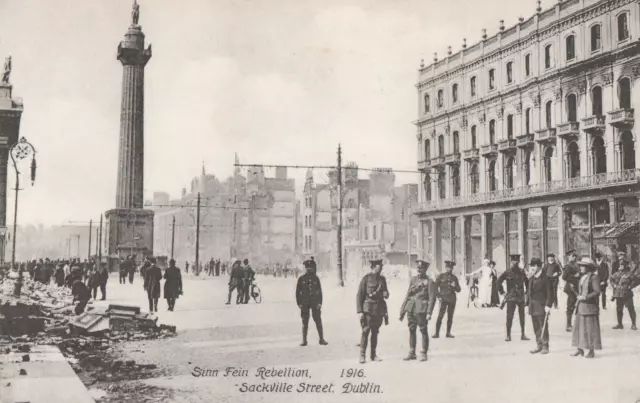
[433,260,461,338]
[543,253,563,309]
[527,257,552,354]
[242,259,255,304]
[562,250,580,332]
[226,259,244,305]
[296,259,328,346]
[610,256,639,330]
[400,260,436,361]
[356,259,389,364]
[497,254,530,342]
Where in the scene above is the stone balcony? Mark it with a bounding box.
[582,115,606,133]
[415,168,640,214]
[535,127,557,144]
[498,138,517,153]
[463,148,479,161]
[445,153,461,165]
[430,156,445,167]
[417,159,431,171]
[480,144,498,158]
[608,108,634,128]
[516,133,534,149]
[557,122,580,139]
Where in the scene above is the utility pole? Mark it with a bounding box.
[95,228,99,257]
[98,214,103,269]
[171,215,176,259]
[337,144,344,287]
[407,195,412,284]
[195,192,201,276]
[88,220,93,262]
[75,235,80,259]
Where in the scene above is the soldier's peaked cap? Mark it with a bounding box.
[566,249,576,256]
[529,257,543,266]
[416,260,430,268]
[370,259,383,268]
[617,251,627,256]
[547,253,555,258]
[444,260,455,267]
[303,260,312,268]
[510,254,520,262]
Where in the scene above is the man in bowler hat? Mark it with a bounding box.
[527,257,553,354]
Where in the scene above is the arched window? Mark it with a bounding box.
[525,108,531,134]
[453,131,460,153]
[424,93,430,113]
[470,164,479,194]
[618,12,630,42]
[424,173,432,200]
[567,141,581,178]
[591,24,601,51]
[618,78,631,109]
[438,135,445,156]
[507,114,514,139]
[620,131,636,170]
[566,35,576,61]
[506,62,513,84]
[545,101,553,128]
[424,139,431,160]
[592,86,603,116]
[567,94,577,122]
[488,160,497,191]
[543,147,554,182]
[470,76,477,97]
[452,167,460,197]
[545,44,553,69]
[489,120,496,145]
[525,54,531,77]
[489,69,496,90]
[593,136,607,174]
[438,170,446,199]
[471,125,477,149]
[504,157,516,189]
[452,83,459,104]
[523,150,532,185]
[437,89,444,108]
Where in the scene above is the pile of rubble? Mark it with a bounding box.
[0,270,177,345]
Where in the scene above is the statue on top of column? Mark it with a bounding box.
[132,0,140,25]
[1,56,11,85]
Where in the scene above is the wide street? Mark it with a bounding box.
[86,272,640,403]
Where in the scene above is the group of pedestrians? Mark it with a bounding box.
[226,258,255,304]
[130,256,184,312]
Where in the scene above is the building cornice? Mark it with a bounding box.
[416,0,635,91]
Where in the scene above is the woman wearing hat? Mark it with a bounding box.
[489,261,500,307]
[571,257,602,358]
[466,258,493,308]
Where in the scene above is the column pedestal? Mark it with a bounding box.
[105,208,154,271]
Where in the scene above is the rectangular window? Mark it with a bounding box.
[525,54,531,76]
[566,35,576,61]
[545,45,552,69]
[591,24,601,52]
[489,69,495,90]
[470,77,477,97]
[506,62,513,84]
[618,13,630,42]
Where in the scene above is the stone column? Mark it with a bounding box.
[481,213,492,259]
[541,207,548,259]
[518,209,527,262]
[608,198,617,225]
[459,215,468,275]
[603,77,615,175]
[433,218,442,271]
[450,217,456,264]
[503,211,510,264]
[557,204,567,263]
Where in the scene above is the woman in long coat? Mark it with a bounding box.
[467,259,493,307]
[164,259,183,311]
[489,261,500,307]
[571,257,602,358]
[144,257,163,313]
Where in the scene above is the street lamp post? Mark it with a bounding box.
[11,137,37,297]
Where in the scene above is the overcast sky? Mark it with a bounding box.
[0,0,535,225]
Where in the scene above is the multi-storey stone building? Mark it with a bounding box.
[415,0,640,274]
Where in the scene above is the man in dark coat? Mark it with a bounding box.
[118,258,128,284]
[296,259,328,346]
[498,254,530,342]
[610,257,639,330]
[87,268,101,300]
[562,250,580,332]
[400,260,436,361]
[54,264,65,287]
[611,250,625,276]
[216,259,221,276]
[143,257,162,312]
[356,259,389,364]
[97,264,108,300]
[226,260,244,305]
[72,279,91,315]
[543,253,563,309]
[127,255,136,284]
[242,259,255,304]
[594,252,609,310]
[433,260,461,339]
[163,259,183,311]
[527,258,553,355]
